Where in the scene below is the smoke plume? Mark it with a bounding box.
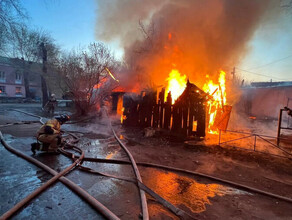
[95,0,281,90]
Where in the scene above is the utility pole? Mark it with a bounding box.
[40,42,49,107]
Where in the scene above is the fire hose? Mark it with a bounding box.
[65,156,292,204]
[6,109,292,217]
[60,123,292,218]
[0,132,119,220]
[59,146,196,219]
[0,121,40,128]
[110,124,149,220]
[11,109,46,124]
[1,110,120,220]
[7,110,150,219]
[0,131,84,219]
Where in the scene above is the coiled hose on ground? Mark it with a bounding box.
[0,110,120,220]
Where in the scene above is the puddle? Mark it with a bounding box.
[143,168,250,213]
[91,139,100,146]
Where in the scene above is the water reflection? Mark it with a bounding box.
[143,168,249,213]
[105,150,118,159]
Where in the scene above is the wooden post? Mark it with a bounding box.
[40,42,49,107]
[277,109,283,146]
[188,106,194,136]
[153,103,159,128]
[182,105,188,136]
[172,105,178,131]
[159,88,165,128]
[197,104,206,137]
[178,106,183,133]
[164,92,172,129]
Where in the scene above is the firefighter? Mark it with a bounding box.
[46,94,58,115]
[31,114,70,154]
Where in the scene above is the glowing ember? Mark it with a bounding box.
[203,70,227,134]
[165,69,187,104]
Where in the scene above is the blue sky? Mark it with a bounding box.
[21,0,292,82]
[21,0,97,50]
[238,15,292,82]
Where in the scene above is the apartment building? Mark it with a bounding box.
[0,57,26,98]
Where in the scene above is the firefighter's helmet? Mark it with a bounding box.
[55,114,70,124]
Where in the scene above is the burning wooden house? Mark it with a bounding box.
[122,80,208,138]
[113,69,232,138]
[173,80,207,137]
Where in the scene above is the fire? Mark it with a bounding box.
[163,69,228,134]
[120,107,127,124]
[116,95,126,123]
[165,69,187,104]
[203,70,227,134]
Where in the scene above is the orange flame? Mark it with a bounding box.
[164,69,227,134]
[116,95,126,124]
[165,69,187,104]
[203,70,227,134]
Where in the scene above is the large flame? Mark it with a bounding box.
[165,69,227,134]
[203,70,227,134]
[165,69,187,104]
[116,95,127,124]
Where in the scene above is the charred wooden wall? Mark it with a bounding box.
[123,82,207,138]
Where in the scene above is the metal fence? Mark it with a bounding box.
[218,129,292,159]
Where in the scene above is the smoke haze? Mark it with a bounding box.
[95,0,282,91]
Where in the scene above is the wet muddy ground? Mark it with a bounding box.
[0,103,292,219]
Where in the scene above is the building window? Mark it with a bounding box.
[15,86,23,97]
[15,72,22,84]
[0,86,6,96]
[0,71,5,83]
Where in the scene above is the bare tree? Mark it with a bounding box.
[57,42,119,115]
[7,25,60,99]
[9,25,59,63]
[0,0,27,54]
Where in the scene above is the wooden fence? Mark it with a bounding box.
[123,81,207,138]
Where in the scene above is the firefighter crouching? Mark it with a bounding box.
[31,114,70,154]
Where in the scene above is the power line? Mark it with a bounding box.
[247,54,292,71]
[236,67,292,81]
